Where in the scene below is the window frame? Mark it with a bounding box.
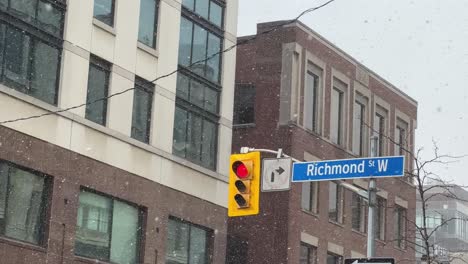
[181,0,225,29]
[326,252,343,264]
[0,0,65,105]
[374,105,388,156]
[300,242,317,264]
[173,3,224,170]
[131,77,155,144]
[0,160,52,247]
[85,55,111,126]
[330,78,347,146]
[376,196,386,241]
[304,66,321,133]
[353,93,368,156]
[166,216,214,264]
[328,181,343,224]
[301,181,319,215]
[351,192,367,233]
[394,205,407,249]
[75,188,144,263]
[93,0,116,27]
[137,0,159,49]
[233,83,255,126]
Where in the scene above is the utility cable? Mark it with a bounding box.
[0,0,337,125]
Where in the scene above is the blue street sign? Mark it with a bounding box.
[292,156,405,182]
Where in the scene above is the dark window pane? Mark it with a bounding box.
[189,226,208,264]
[4,27,31,89]
[182,0,194,11]
[191,24,207,76]
[166,220,189,263]
[304,72,318,132]
[178,17,193,66]
[328,182,338,221]
[187,113,202,162]
[176,73,190,100]
[131,84,153,143]
[173,106,188,158]
[30,41,59,105]
[189,78,205,109]
[138,0,157,48]
[206,33,221,83]
[85,62,109,125]
[75,191,112,261]
[0,164,46,245]
[233,84,255,125]
[38,1,63,36]
[209,2,222,27]
[110,201,140,264]
[301,182,311,211]
[201,120,216,169]
[195,0,209,19]
[204,86,218,113]
[94,0,114,26]
[11,0,36,22]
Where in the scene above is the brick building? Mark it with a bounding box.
[0,0,238,263]
[228,21,418,263]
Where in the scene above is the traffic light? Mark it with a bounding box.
[228,152,261,217]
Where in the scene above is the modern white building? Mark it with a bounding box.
[0,0,238,263]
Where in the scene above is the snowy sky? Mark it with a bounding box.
[237,0,468,185]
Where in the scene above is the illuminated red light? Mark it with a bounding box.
[233,161,249,179]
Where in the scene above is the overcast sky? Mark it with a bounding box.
[237,0,468,185]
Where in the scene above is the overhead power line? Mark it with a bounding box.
[0,0,336,125]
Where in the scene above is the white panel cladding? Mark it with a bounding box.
[59,50,89,117]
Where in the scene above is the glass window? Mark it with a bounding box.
[75,190,141,263]
[233,84,255,125]
[351,192,367,232]
[209,2,223,27]
[328,182,343,223]
[353,100,366,156]
[37,1,64,36]
[175,4,223,170]
[166,218,212,264]
[374,107,387,156]
[304,71,319,132]
[330,88,344,145]
[85,56,110,126]
[178,17,193,67]
[30,41,60,105]
[4,0,64,36]
[0,23,60,105]
[138,0,158,48]
[376,197,386,240]
[177,19,222,84]
[395,118,408,155]
[0,162,48,245]
[195,0,209,19]
[300,242,317,264]
[173,106,218,170]
[131,78,154,143]
[394,205,407,249]
[301,182,318,214]
[207,33,221,83]
[94,0,115,26]
[182,0,223,27]
[327,253,342,264]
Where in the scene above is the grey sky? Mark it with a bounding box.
[238,0,468,184]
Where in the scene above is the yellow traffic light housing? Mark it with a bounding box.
[228,152,261,217]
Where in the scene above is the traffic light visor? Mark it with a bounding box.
[232,161,250,179]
